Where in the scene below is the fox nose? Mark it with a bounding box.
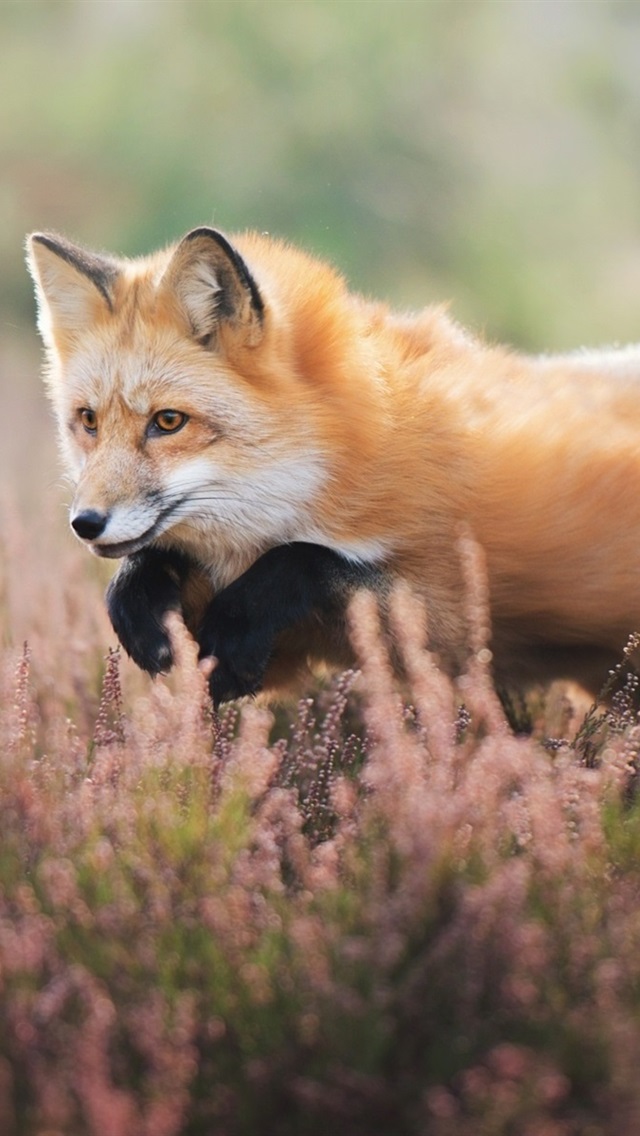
[70,509,109,541]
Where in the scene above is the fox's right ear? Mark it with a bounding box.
[26,233,119,349]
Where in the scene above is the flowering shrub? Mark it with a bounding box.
[2,510,640,1135]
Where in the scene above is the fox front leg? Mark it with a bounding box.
[106,547,193,675]
[197,543,385,706]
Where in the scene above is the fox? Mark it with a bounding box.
[25,225,640,705]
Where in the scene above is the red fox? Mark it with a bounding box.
[26,226,640,703]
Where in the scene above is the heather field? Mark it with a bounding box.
[3,507,640,1136]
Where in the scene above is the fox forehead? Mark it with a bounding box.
[54,323,261,430]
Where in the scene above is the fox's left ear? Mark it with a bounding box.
[162,227,265,347]
[26,233,120,350]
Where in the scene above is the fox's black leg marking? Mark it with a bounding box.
[106,547,192,675]
[198,543,384,706]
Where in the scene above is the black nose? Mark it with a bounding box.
[70,509,109,540]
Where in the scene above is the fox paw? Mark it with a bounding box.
[106,550,186,675]
[195,542,346,706]
[198,601,273,706]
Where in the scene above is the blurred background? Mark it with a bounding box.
[3,0,640,500]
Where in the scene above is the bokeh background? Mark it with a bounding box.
[4,0,640,501]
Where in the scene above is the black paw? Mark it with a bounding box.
[106,548,190,675]
[198,590,275,706]
[196,542,366,706]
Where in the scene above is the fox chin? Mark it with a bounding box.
[26,224,640,704]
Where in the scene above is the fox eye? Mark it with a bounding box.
[150,410,188,435]
[79,408,97,435]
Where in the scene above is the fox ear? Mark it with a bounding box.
[163,227,264,347]
[26,233,119,348]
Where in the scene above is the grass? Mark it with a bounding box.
[2,506,640,1135]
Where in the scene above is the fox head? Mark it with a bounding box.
[26,227,331,577]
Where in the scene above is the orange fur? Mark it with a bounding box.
[27,227,640,694]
